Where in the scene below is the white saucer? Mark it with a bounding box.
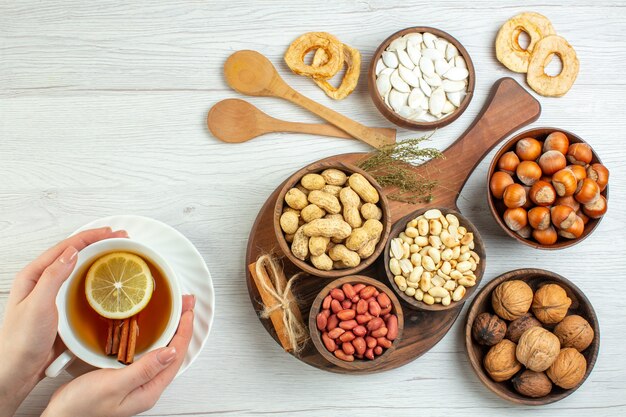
[66,215,214,377]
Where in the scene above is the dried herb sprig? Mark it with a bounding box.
[358,135,443,204]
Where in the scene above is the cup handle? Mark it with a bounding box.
[45,350,76,378]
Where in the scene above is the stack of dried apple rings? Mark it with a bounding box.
[284,32,361,100]
[495,12,579,97]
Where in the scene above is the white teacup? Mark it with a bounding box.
[46,238,182,377]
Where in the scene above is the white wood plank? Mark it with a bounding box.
[2,1,626,415]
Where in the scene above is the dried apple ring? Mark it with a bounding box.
[495,12,556,73]
[527,35,579,97]
[284,32,343,79]
[311,44,361,100]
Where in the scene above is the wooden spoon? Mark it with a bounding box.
[207,99,394,143]
[223,50,396,148]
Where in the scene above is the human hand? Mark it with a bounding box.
[0,227,127,416]
[42,295,195,417]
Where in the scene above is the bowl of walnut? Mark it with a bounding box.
[464,268,599,405]
[274,160,391,278]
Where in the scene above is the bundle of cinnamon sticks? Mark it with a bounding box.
[105,316,139,365]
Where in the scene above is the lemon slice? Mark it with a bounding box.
[85,252,154,319]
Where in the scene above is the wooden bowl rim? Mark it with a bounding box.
[308,275,404,370]
[273,160,392,278]
[383,207,486,311]
[486,127,608,250]
[368,26,476,130]
[464,268,600,405]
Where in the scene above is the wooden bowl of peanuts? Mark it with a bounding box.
[309,275,404,370]
[274,160,391,278]
[383,207,486,311]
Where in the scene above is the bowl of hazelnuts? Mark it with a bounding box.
[487,128,609,249]
[464,268,599,405]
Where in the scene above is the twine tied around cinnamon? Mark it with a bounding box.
[255,255,308,354]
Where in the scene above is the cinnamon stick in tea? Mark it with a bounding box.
[111,319,121,355]
[116,318,130,363]
[124,315,139,365]
[105,320,114,355]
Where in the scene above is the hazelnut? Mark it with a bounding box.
[516,138,543,161]
[546,348,587,389]
[472,312,507,346]
[498,151,520,175]
[550,205,577,229]
[484,339,522,382]
[558,216,585,239]
[492,280,533,321]
[574,178,600,205]
[528,207,551,231]
[532,284,572,324]
[567,164,587,182]
[490,171,514,199]
[543,131,569,155]
[503,183,527,208]
[516,161,542,186]
[503,207,528,232]
[516,327,561,372]
[583,195,607,219]
[532,226,558,246]
[586,163,609,191]
[529,180,556,206]
[555,195,580,212]
[554,315,594,352]
[516,225,532,239]
[566,143,593,166]
[506,313,542,343]
[538,150,567,175]
[552,168,578,197]
[512,370,553,398]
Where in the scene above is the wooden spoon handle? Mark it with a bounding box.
[279,85,396,148]
[415,78,541,208]
[269,118,395,141]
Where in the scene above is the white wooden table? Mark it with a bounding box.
[2,1,625,415]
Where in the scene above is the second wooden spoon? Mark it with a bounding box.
[207,99,394,143]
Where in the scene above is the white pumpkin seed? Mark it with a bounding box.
[408,88,425,109]
[390,70,410,93]
[382,51,398,68]
[421,48,444,61]
[434,59,451,77]
[429,87,445,116]
[407,41,422,66]
[419,77,432,97]
[419,57,435,77]
[444,67,469,81]
[442,100,456,114]
[435,39,448,52]
[409,108,426,120]
[387,36,407,51]
[412,65,422,79]
[388,89,408,112]
[398,105,416,119]
[442,79,466,92]
[375,58,386,75]
[447,91,463,107]
[423,32,437,48]
[454,56,467,69]
[416,112,438,122]
[419,95,430,110]
[404,33,422,45]
[399,65,420,87]
[397,49,415,69]
[376,72,391,96]
[424,74,442,87]
[446,44,459,60]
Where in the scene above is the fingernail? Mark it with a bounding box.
[191,295,196,309]
[59,246,78,264]
[113,229,129,238]
[157,347,177,365]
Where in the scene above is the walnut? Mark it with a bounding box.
[532,284,572,324]
[516,327,560,372]
[546,348,587,389]
[512,370,553,398]
[492,280,534,321]
[554,315,594,352]
[483,339,522,382]
[472,312,507,346]
[506,314,542,343]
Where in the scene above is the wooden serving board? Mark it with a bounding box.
[245,78,541,374]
